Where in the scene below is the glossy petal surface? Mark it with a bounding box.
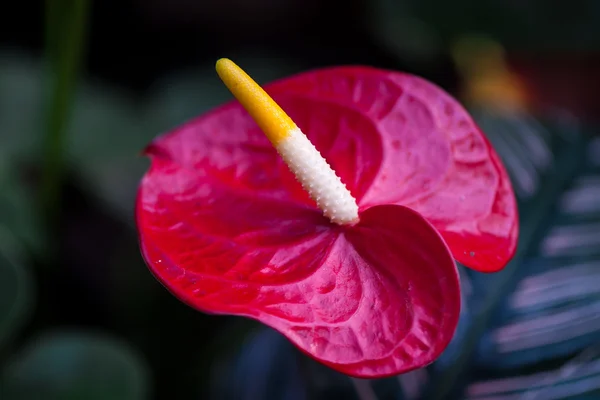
[137,174,460,376]
[136,65,516,377]
[265,67,518,272]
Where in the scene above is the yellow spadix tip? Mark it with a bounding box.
[215,58,296,145]
[214,58,360,225]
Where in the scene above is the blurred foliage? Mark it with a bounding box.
[0,331,149,400]
[42,0,90,226]
[368,0,600,66]
[0,231,34,352]
[211,328,308,400]
[0,156,42,254]
[0,53,42,159]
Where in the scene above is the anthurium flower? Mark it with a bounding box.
[135,59,518,378]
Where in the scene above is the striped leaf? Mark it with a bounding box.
[215,111,599,400]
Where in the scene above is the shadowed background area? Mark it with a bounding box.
[0,0,599,399]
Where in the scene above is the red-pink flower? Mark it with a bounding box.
[135,62,518,378]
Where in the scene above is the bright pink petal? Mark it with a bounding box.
[137,159,460,378]
[266,67,518,271]
[315,205,460,377]
[145,89,384,211]
[135,64,514,377]
[137,155,333,293]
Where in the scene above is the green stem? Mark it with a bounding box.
[41,0,90,229]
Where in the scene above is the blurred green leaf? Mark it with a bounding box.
[65,84,147,222]
[41,0,90,225]
[0,52,43,158]
[0,230,34,351]
[0,162,43,254]
[0,157,39,350]
[1,331,150,400]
